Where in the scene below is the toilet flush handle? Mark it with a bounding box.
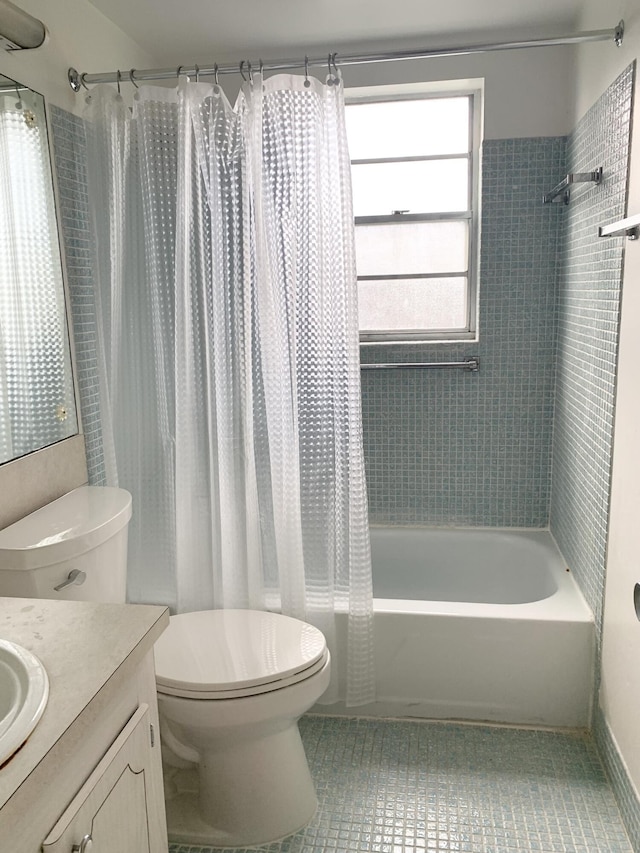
[54,569,87,592]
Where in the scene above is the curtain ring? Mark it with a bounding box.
[248,61,253,85]
[331,52,339,77]
[304,55,310,88]
[129,69,139,89]
[116,69,122,95]
[176,65,185,79]
[259,59,264,78]
[194,64,200,83]
[214,63,219,85]
[327,53,333,85]
[239,60,247,81]
[14,82,23,108]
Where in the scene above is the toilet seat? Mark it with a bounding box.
[154,609,328,700]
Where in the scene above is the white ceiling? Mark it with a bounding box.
[86,0,587,67]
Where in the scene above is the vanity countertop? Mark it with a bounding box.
[0,596,169,811]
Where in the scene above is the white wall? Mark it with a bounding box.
[64,24,576,140]
[0,0,157,111]
[0,3,577,133]
[311,37,575,139]
[575,0,640,798]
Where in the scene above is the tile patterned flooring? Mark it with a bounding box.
[168,715,633,853]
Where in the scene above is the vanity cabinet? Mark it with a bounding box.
[42,705,163,853]
[0,598,170,853]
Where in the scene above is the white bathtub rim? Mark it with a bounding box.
[373,590,592,622]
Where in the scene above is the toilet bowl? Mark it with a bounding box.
[154,608,331,847]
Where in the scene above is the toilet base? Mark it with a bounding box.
[165,768,317,848]
[163,725,319,848]
[158,651,331,847]
[205,721,318,838]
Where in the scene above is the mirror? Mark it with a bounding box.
[0,73,78,465]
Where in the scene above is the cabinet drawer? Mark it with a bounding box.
[42,704,156,853]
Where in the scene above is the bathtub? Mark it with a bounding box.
[324,528,594,728]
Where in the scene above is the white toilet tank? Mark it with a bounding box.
[0,486,132,603]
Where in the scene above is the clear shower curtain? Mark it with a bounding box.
[85,73,374,706]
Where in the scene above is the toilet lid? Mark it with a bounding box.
[154,609,328,699]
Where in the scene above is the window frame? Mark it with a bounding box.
[345,82,483,345]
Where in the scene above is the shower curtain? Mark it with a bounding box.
[85,73,374,706]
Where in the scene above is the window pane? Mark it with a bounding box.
[359,278,468,332]
[355,221,468,276]
[346,97,469,159]
[352,159,468,216]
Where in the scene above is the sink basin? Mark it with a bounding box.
[0,640,49,766]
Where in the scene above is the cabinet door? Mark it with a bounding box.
[42,704,166,853]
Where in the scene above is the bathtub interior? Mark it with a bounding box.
[370,527,561,604]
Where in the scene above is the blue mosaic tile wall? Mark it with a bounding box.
[549,64,634,644]
[362,137,566,526]
[49,106,107,486]
[548,64,637,852]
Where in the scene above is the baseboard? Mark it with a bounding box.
[594,706,640,852]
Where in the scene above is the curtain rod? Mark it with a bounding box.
[68,20,624,92]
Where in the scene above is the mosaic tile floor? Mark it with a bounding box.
[168,715,632,853]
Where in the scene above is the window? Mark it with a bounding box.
[345,83,482,343]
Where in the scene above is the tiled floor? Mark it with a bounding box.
[168,715,632,853]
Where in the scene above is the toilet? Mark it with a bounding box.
[0,486,330,847]
[155,608,330,846]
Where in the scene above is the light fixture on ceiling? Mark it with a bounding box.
[0,0,46,51]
